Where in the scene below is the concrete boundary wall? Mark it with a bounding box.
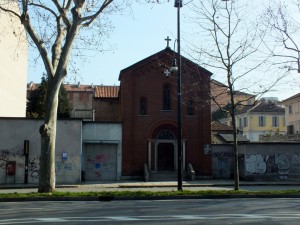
[212,143,300,181]
[0,118,82,184]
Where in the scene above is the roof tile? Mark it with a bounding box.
[94,86,119,98]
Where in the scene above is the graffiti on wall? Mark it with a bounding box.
[1,147,80,183]
[86,152,116,179]
[244,153,300,180]
[275,154,289,180]
[292,154,300,171]
[29,157,39,180]
[245,154,269,175]
[0,148,24,170]
[55,150,79,176]
[213,151,300,181]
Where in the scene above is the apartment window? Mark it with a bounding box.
[289,105,293,114]
[272,116,279,127]
[258,116,265,127]
[243,117,248,127]
[163,84,171,110]
[239,118,243,129]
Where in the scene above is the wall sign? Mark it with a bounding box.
[62,152,68,160]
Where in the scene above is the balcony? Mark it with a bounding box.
[70,109,95,121]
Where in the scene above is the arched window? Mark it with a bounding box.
[139,97,148,115]
[163,84,171,110]
[157,130,175,139]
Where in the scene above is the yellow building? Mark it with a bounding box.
[281,93,300,135]
[220,99,286,141]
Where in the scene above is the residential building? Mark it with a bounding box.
[0,1,28,117]
[220,99,286,141]
[64,83,95,121]
[281,93,300,135]
[210,79,255,112]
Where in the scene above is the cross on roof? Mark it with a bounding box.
[165,36,172,48]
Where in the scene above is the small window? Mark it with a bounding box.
[139,97,148,115]
[186,99,195,115]
[163,84,171,110]
[243,117,248,127]
[239,118,242,129]
[272,116,279,127]
[258,116,265,127]
[289,105,293,114]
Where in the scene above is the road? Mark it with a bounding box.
[1,198,300,224]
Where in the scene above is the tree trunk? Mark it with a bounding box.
[38,80,61,193]
[230,91,239,191]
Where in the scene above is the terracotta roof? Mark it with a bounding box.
[281,92,300,103]
[211,121,233,131]
[94,86,119,98]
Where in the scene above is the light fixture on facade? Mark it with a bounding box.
[170,59,178,73]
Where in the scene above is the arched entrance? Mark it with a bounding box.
[147,129,186,172]
[157,131,175,171]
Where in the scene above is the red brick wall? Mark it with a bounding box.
[120,50,212,177]
[93,98,121,122]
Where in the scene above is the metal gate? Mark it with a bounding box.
[85,144,117,181]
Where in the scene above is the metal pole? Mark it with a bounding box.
[176,1,183,191]
[24,140,29,184]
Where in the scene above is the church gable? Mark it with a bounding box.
[119,47,212,82]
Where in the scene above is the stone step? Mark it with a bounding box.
[149,171,187,181]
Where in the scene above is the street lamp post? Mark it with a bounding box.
[174,0,183,191]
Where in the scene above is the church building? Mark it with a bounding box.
[119,46,212,178]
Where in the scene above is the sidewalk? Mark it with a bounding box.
[1,180,300,192]
[1,180,300,201]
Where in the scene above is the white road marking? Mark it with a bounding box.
[1,214,300,224]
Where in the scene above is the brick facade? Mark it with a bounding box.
[119,48,212,177]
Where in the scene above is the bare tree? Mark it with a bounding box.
[261,0,300,73]
[185,0,272,190]
[0,0,167,193]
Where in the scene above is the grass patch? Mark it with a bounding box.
[1,189,300,199]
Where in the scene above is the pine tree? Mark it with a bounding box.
[27,76,70,118]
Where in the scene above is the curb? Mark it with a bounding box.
[1,194,300,202]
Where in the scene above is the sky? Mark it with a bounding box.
[27,0,300,101]
[28,2,178,86]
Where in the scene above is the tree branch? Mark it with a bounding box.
[81,0,114,27]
